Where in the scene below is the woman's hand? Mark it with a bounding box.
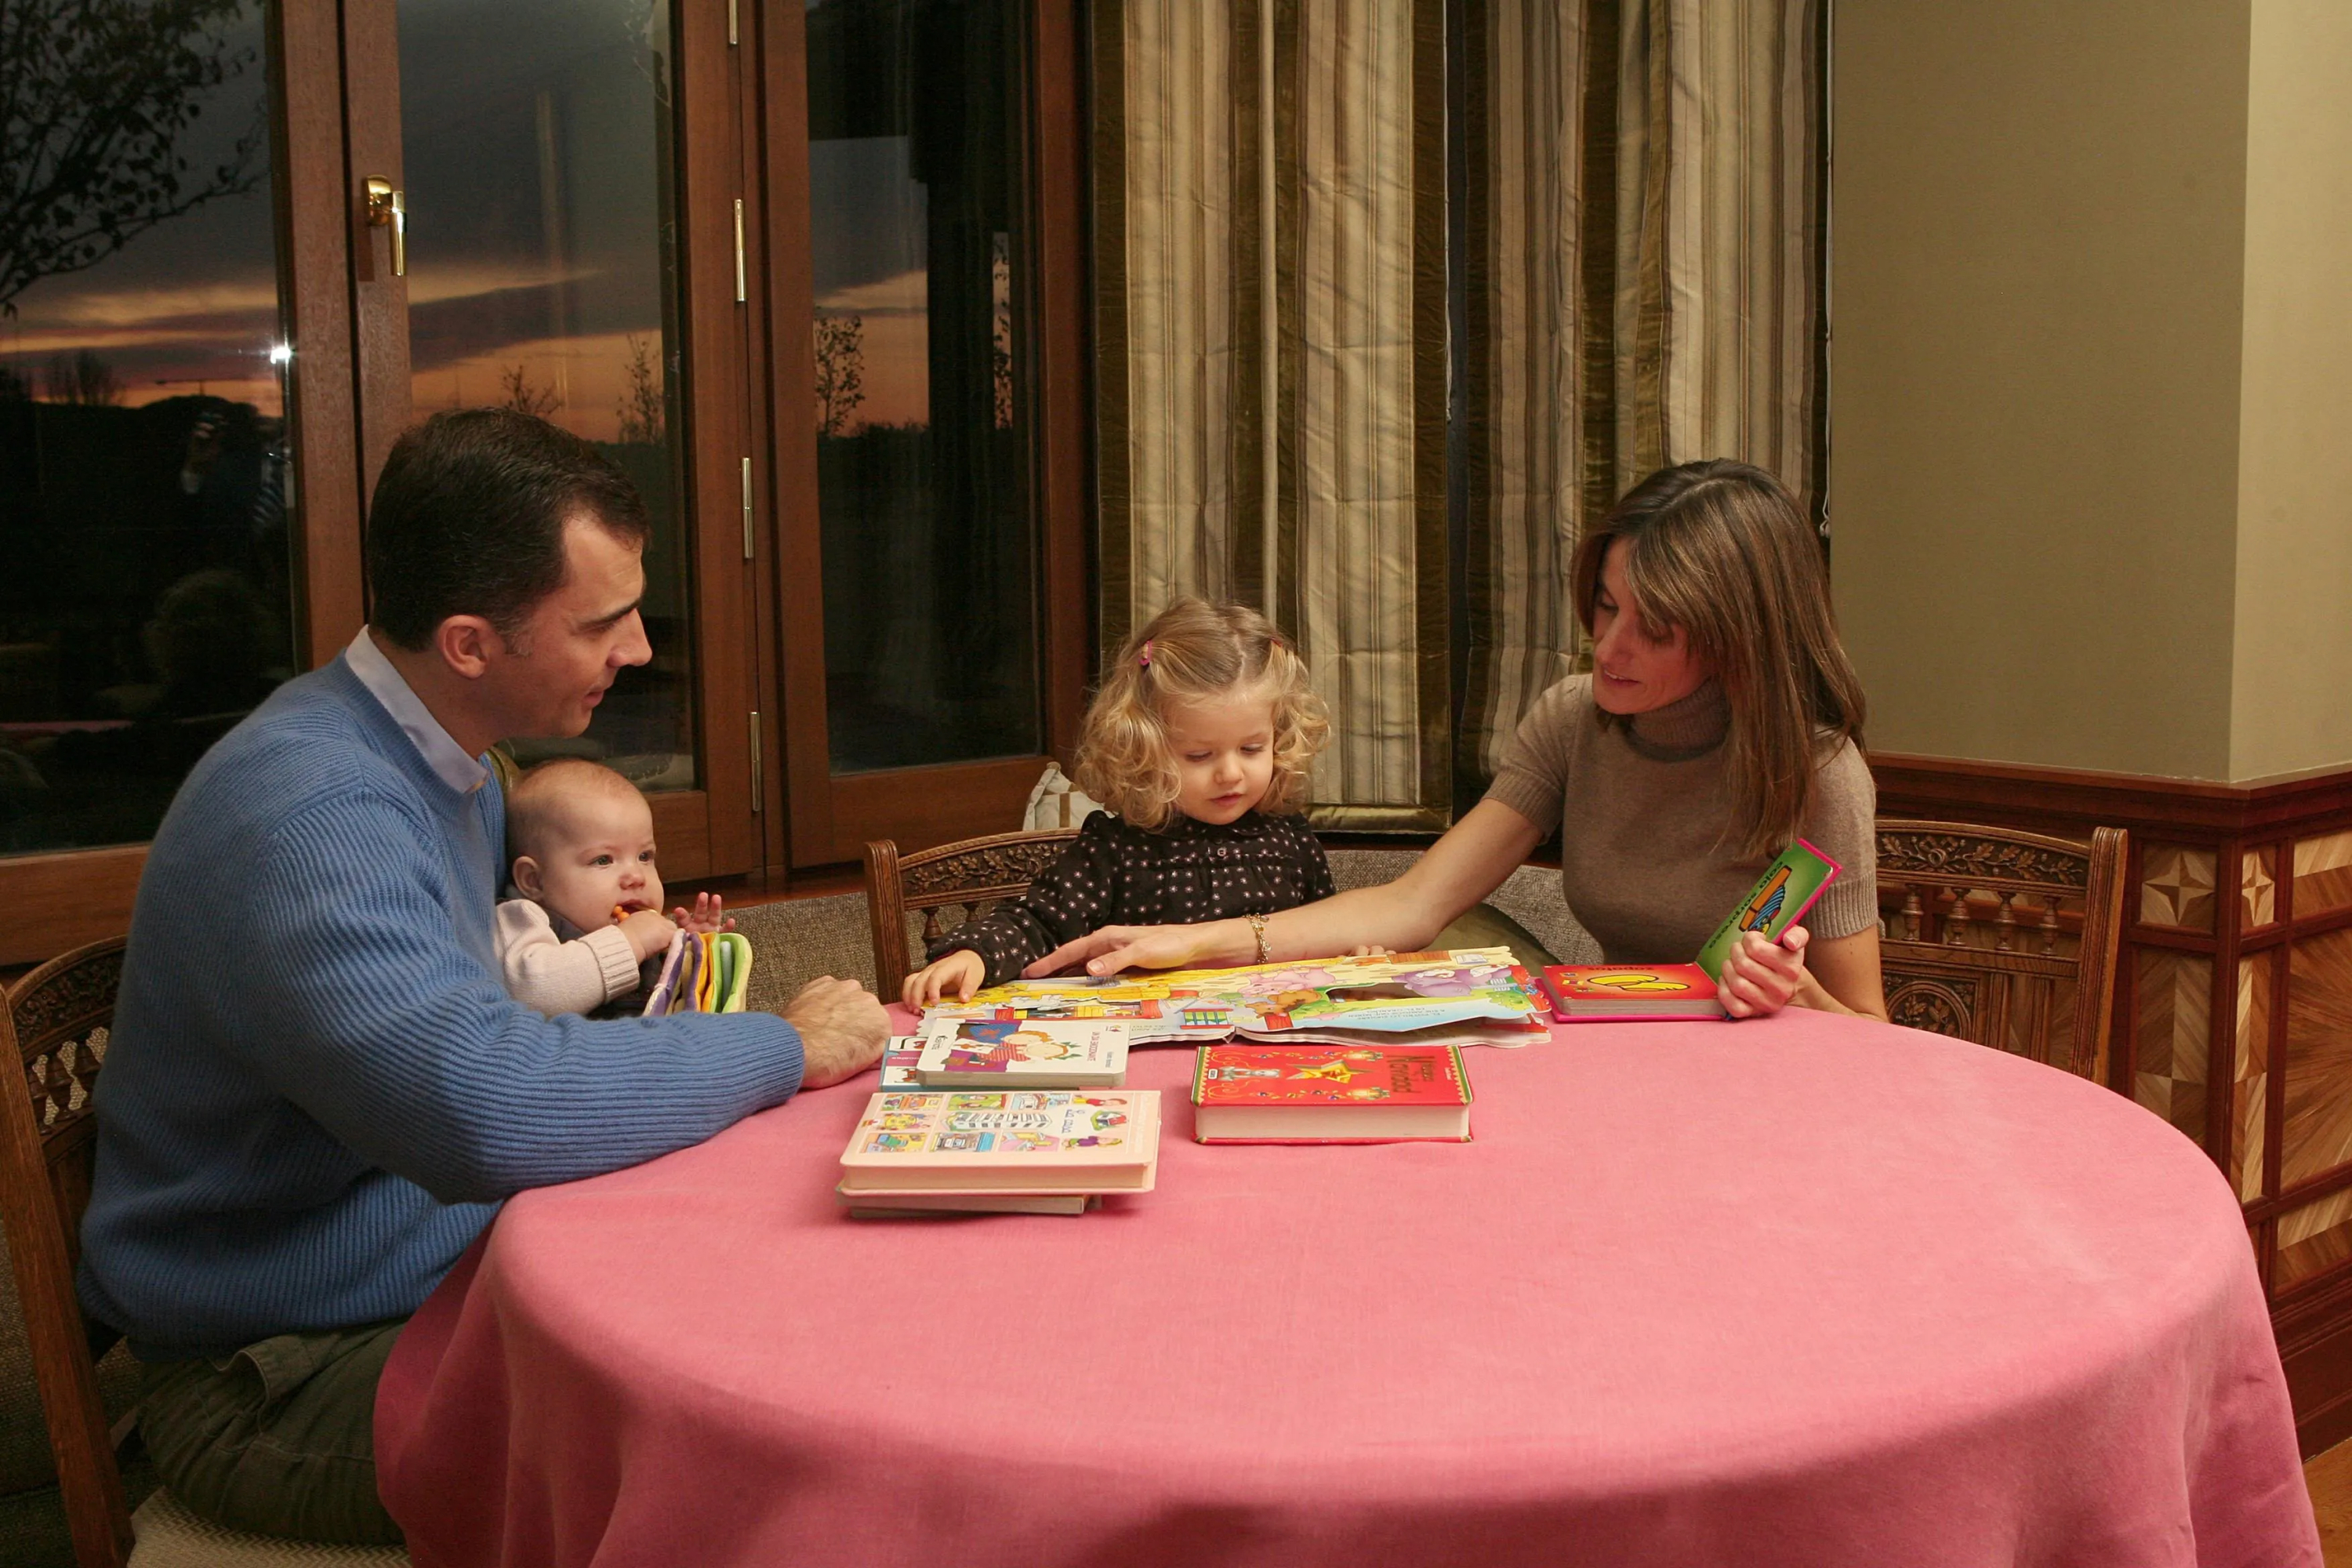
[1023,920,1244,979]
[1720,926,1811,1018]
[903,949,986,1010]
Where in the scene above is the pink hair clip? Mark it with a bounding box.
[1139,640,1153,667]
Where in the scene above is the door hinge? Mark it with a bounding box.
[740,456,754,559]
[728,0,738,45]
[749,711,764,809]
[733,199,746,303]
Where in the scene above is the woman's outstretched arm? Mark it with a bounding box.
[1024,799,1545,978]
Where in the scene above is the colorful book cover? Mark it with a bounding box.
[837,1090,1161,1192]
[941,948,1544,1044]
[1191,1043,1472,1143]
[640,930,688,1017]
[877,1036,927,1090]
[1695,840,1843,981]
[913,1017,1129,1087]
[1541,964,1725,1022]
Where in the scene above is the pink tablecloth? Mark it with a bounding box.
[376,1007,2319,1567]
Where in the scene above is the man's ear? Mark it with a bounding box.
[511,855,545,898]
[436,615,503,681]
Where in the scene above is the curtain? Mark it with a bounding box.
[1096,0,1824,818]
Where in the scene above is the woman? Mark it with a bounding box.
[1032,460,1887,1019]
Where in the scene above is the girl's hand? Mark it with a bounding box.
[1347,944,1393,959]
[1024,922,1234,979]
[619,908,680,963]
[670,891,734,935]
[1721,926,1810,1018]
[904,949,986,1010]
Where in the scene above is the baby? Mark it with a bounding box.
[496,757,727,1017]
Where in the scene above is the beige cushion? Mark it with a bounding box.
[129,1490,408,1567]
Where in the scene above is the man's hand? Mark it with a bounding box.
[1022,921,1240,980]
[1720,926,1810,1018]
[781,975,888,1087]
[904,949,985,1010]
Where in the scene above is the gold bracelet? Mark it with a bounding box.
[1247,913,1271,965]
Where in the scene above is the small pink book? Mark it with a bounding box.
[836,1090,1161,1197]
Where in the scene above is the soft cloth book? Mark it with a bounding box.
[1190,1044,1472,1143]
[1695,840,1842,981]
[1542,964,1726,1022]
[640,931,753,1016]
[913,1018,1131,1088]
[836,1090,1161,1196]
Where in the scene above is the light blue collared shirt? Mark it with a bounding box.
[342,627,490,796]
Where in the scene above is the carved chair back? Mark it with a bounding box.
[865,830,1082,1000]
[1,937,134,1566]
[1875,820,2127,1082]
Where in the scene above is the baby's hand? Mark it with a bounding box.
[671,891,734,935]
[619,908,678,963]
[903,949,986,1011]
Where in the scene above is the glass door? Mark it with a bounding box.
[343,0,760,879]
[768,0,1092,866]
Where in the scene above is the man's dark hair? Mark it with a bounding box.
[366,408,651,650]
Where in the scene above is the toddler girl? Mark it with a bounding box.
[498,757,728,1016]
[903,597,1335,1006]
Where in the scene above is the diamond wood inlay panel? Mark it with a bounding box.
[2134,949,2210,1142]
[2140,843,2216,932]
[2278,1187,2352,1292]
[2243,844,2278,930]
[2299,830,2352,917]
[2236,954,2274,1203]
[2283,927,2352,1190]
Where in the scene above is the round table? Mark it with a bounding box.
[376,1008,2318,1567]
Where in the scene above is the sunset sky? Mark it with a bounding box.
[10,0,942,445]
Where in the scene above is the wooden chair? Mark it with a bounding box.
[1875,819,2128,1083]
[0,938,408,1566]
[864,829,1081,999]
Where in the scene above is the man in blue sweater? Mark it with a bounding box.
[79,409,888,1543]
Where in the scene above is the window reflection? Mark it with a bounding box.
[808,0,1043,773]
[0,2,293,855]
[396,0,696,790]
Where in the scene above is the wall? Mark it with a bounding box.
[1829,0,2252,779]
[2230,0,2352,782]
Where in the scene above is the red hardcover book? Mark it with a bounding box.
[1541,964,1726,1022]
[1190,1044,1472,1144]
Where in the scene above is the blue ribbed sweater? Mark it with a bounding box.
[79,657,805,1357]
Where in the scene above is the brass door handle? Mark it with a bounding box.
[364,177,406,277]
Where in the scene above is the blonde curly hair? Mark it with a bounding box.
[1071,597,1329,830]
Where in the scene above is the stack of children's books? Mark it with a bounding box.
[834,847,1842,1214]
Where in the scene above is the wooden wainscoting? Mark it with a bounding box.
[1871,753,2352,1454]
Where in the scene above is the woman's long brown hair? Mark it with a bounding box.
[1570,460,1867,860]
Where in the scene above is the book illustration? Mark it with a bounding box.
[856,1091,1134,1156]
[877,1036,926,1089]
[1192,1044,1471,1107]
[1191,1043,1473,1143]
[1696,840,1842,981]
[912,1018,1128,1087]
[941,948,1544,1044]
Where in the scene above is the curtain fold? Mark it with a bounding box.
[1096,0,1824,819]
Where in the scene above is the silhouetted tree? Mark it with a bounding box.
[615,333,664,444]
[499,363,561,419]
[43,347,120,405]
[1,0,265,316]
[814,312,866,437]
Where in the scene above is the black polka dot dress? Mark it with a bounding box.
[931,810,1338,986]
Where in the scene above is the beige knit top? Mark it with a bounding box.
[1484,676,1877,964]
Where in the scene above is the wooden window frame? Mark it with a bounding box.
[0,0,772,964]
[758,0,1093,870]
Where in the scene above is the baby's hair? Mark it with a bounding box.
[1072,596,1329,830]
[506,757,648,867]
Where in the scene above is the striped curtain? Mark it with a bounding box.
[1096,0,1824,816]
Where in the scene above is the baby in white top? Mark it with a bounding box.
[496,757,728,1016]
